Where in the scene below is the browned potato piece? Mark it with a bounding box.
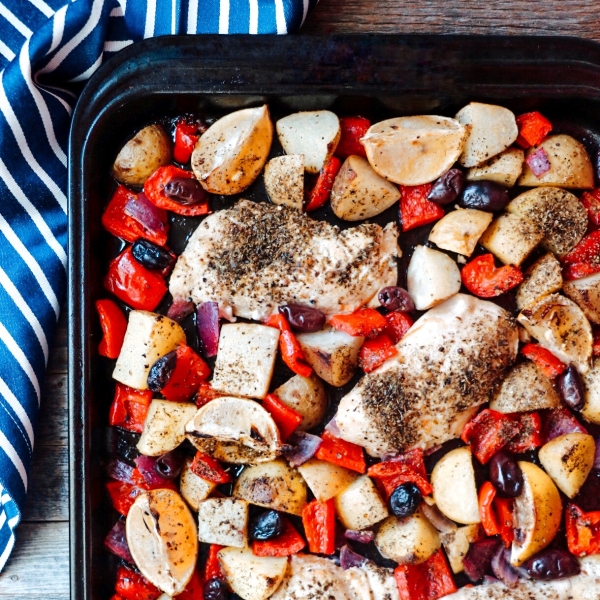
[564,272,600,324]
[516,253,563,310]
[466,148,524,187]
[428,209,492,257]
[264,154,304,210]
[273,374,327,431]
[112,124,171,186]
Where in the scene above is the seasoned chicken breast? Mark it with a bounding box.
[169,200,399,321]
[335,294,518,457]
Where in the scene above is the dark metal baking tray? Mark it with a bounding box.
[68,34,600,600]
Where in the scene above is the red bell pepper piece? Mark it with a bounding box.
[315,431,366,473]
[479,481,500,536]
[96,299,128,359]
[176,570,203,600]
[516,111,553,148]
[359,333,398,373]
[265,313,312,377]
[335,116,370,159]
[385,311,413,345]
[461,409,520,464]
[400,184,444,232]
[104,247,167,311]
[461,254,523,298]
[195,381,222,408]
[158,344,211,403]
[106,481,144,516]
[305,156,342,212]
[394,549,457,600]
[594,328,600,357]
[495,496,515,546]
[174,119,200,164]
[144,165,209,217]
[262,393,303,441]
[566,503,600,557]
[580,190,600,229]
[562,230,600,281]
[115,566,161,600]
[302,498,336,554]
[205,544,225,581]
[102,185,169,247]
[252,518,306,556]
[329,307,387,338]
[368,458,433,499]
[111,595,127,600]
[505,412,542,453]
[109,384,153,433]
[521,343,567,378]
[190,451,231,484]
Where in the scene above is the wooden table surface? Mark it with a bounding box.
[2,1,599,597]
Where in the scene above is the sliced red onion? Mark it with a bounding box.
[155,451,183,479]
[167,298,195,323]
[421,502,458,534]
[463,538,503,582]
[134,455,171,487]
[482,576,500,586]
[107,459,135,484]
[543,408,588,443]
[324,418,341,437]
[282,432,322,467]
[197,301,220,358]
[526,147,551,178]
[124,192,168,236]
[104,520,134,563]
[344,529,374,544]
[340,545,367,570]
[594,438,600,470]
[491,546,521,588]
[424,444,442,456]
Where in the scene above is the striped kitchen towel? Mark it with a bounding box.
[0,0,316,571]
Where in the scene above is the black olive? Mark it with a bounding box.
[154,450,183,479]
[147,351,176,391]
[163,177,205,205]
[378,286,415,312]
[489,450,523,498]
[523,549,580,581]
[279,304,326,333]
[203,578,229,600]
[249,510,284,541]
[427,168,465,205]
[389,482,422,518]
[458,181,510,212]
[557,365,585,411]
[131,239,176,271]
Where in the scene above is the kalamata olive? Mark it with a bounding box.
[249,510,284,541]
[427,168,465,205]
[154,451,183,479]
[458,181,510,212]
[203,578,229,600]
[489,450,523,498]
[523,549,580,581]
[378,286,415,312]
[279,304,326,333]
[557,365,585,411]
[389,482,422,518]
[163,177,205,205]
[131,239,176,271]
[147,351,176,391]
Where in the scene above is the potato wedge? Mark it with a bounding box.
[583,358,600,424]
[518,134,594,189]
[330,155,401,221]
[297,458,358,502]
[334,475,389,531]
[517,293,593,374]
[428,208,493,257]
[192,105,273,195]
[507,187,587,257]
[564,272,600,325]
[179,457,216,510]
[516,253,563,311]
[276,111,340,174]
[406,245,461,310]
[455,102,518,167]
[273,374,327,431]
[440,524,484,574]
[361,115,467,186]
[112,124,171,186]
[466,147,524,187]
[197,497,249,547]
[264,154,304,210]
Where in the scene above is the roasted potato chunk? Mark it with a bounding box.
[516,253,563,310]
[264,154,304,210]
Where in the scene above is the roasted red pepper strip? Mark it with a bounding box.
[562,230,600,281]
[176,570,203,600]
[106,481,144,517]
[385,311,413,345]
[581,190,600,229]
[262,393,303,441]
[461,254,523,298]
[368,461,433,499]
[159,344,211,403]
[252,518,306,556]
[394,549,457,600]
[144,165,209,217]
[305,156,342,212]
[566,503,600,557]
[111,595,127,600]
[461,409,520,464]
[115,566,161,600]
[329,307,387,338]
[335,116,370,159]
[190,451,231,484]
[505,412,542,453]
[400,183,444,232]
[359,333,398,373]
[104,247,167,311]
[96,299,128,359]
[495,496,515,546]
[265,313,312,377]
[515,111,553,148]
[521,343,567,378]
[102,185,169,247]
[195,381,223,408]
[205,544,225,581]
[109,384,153,433]
[302,498,336,554]
[173,120,200,164]
[315,431,366,473]
[479,481,501,536]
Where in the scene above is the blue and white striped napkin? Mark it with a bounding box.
[0,0,315,571]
